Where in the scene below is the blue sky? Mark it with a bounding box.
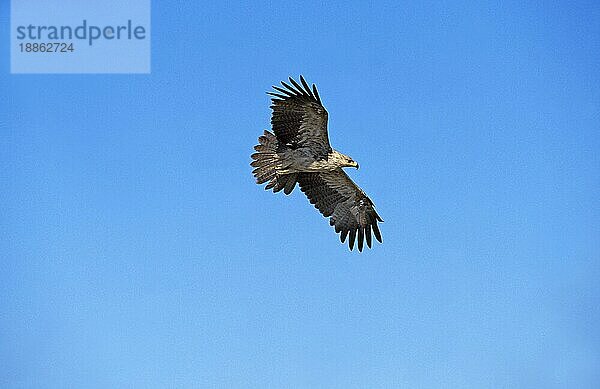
[1,1,599,388]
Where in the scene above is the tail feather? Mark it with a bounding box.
[251,130,297,195]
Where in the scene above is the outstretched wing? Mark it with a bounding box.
[267,75,331,159]
[297,170,383,252]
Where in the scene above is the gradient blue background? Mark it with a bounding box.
[1,1,599,388]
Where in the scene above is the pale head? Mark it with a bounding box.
[330,150,359,169]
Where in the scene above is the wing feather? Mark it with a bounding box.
[312,84,322,104]
[299,75,314,99]
[365,224,372,248]
[268,76,331,159]
[349,228,357,251]
[266,92,288,99]
[288,77,309,98]
[271,85,296,97]
[298,170,383,251]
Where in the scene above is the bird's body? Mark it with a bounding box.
[251,76,383,251]
[277,149,356,174]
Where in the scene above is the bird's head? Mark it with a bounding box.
[342,153,359,169]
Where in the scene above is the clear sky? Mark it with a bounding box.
[1,1,599,388]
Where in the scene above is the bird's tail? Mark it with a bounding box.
[251,130,297,194]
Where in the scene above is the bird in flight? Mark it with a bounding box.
[251,76,383,251]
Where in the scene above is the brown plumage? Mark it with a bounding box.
[251,76,383,252]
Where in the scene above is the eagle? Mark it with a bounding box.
[251,76,383,252]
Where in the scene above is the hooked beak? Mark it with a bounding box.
[355,163,360,170]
